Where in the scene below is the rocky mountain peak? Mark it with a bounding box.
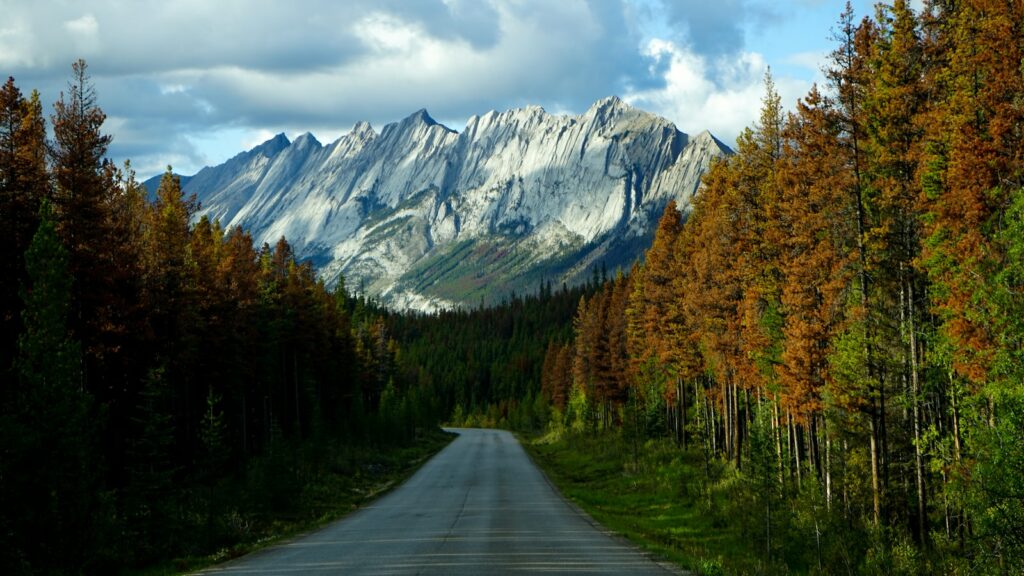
[180,98,729,311]
[406,108,448,130]
[255,132,291,156]
[350,120,376,139]
[586,95,631,119]
[292,132,321,149]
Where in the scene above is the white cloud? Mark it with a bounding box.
[355,13,425,54]
[3,0,831,176]
[625,38,817,148]
[63,13,100,56]
[159,83,188,95]
[625,39,762,147]
[63,14,98,36]
[0,22,34,67]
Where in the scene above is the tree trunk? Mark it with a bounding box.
[907,273,927,544]
[667,402,673,442]
[788,410,801,488]
[880,374,889,495]
[734,383,743,470]
[824,416,832,511]
[709,395,717,455]
[843,439,851,520]
[679,377,687,450]
[950,375,962,463]
[723,378,731,461]
[774,398,784,488]
[870,414,881,526]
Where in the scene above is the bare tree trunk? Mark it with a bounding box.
[745,387,753,426]
[950,375,962,463]
[843,439,851,520]
[722,378,731,461]
[788,410,802,489]
[680,377,687,450]
[870,414,881,526]
[880,374,889,495]
[734,383,743,471]
[824,416,832,511]
[809,415,819,480]
[774,398,784,488]
[709,395,717,455]
[907,274,927,544]
[795,419,803,490]
[667,402,672,442]
[942,470,951,540]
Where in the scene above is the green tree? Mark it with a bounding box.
[124,365,180,565]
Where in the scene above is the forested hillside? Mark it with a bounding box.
[0,61,443,574]
[523,1,1024,573]
[386,278,602,429]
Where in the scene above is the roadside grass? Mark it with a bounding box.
[128,428,455,576]
[523,431,766,576]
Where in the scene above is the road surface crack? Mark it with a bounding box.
[416,486,470,576]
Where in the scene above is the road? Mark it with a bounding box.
[197,428,680,575]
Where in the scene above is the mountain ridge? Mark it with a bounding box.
[146,97,731,311]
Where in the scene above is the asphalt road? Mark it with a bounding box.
[196,428,680,575]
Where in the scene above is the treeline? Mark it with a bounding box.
[540,1,1023,572]
[0,61,440,574]
[387,280,595,429]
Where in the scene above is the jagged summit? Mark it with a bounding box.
[403,108,452,131]
[350,120,376,138]
[292,132,322,148]
[590,94,629,111]
[177,97,729,311]
[692,129,733,154]
[259,132,291,152]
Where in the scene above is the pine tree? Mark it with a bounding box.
[49,58,129,403]
[864,0,931,542]
[827,4,888,526]
[0,80,48,384]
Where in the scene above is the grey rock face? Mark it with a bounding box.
[177,97,730,310]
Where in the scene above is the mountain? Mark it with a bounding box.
[164,96,730,311]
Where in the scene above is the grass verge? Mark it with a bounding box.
[130,428,456,575]
[522,431,761,576]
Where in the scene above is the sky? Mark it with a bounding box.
[0,0,904,180]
